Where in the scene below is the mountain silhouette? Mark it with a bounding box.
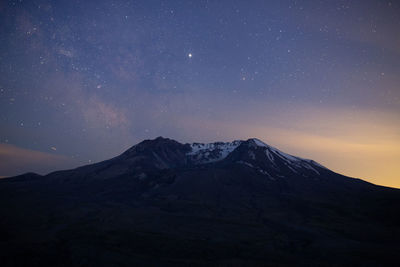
[1,137,399,266]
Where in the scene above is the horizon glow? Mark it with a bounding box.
[0,1,399,188]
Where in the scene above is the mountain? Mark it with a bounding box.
[0,137,399,266]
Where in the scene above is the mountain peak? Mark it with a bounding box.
[140,136,173,144]
[181,138,328,179]
[246,138,269,147]
[124,136,183,152]
[2,136,398,266]
[55,137,329,182]
[186,140,242,164]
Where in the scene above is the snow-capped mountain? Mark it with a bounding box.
[187,140,242,164]
[187,138,300,164]
[29,136,363,192]
[1,137,399,266]
[187,138,326,178]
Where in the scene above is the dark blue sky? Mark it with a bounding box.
[1,0,399,187]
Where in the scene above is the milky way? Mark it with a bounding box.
[0,1,399,187]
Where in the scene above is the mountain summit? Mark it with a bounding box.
[1,137,399,266]
[48,136,329,180]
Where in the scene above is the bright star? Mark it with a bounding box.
[188,53,192,58]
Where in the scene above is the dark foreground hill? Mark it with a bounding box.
[0,137,399,266]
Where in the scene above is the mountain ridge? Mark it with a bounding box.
[10,136,332,180]
[1,137,399,266]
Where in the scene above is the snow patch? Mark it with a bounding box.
[302,162,320,175]
[265,149,274,162]
[188,140,242,164]
[236,160,254,168]
[251,138,268,147]
[307,160,328,170]
[186,138,328,175]
[248,150,256,160]
[258,169,274,179]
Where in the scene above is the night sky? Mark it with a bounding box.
[1,0,399,187]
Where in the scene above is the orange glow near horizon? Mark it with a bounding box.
[266,131,400,189]
[1,106,399,188]
[180,104,400,189]
[247,108,400,188]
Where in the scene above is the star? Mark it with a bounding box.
[188,53,192,58]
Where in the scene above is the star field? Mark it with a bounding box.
[0,0,399,187]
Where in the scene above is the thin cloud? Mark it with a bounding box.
[0,143,77,177]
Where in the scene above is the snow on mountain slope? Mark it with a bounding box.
[186,138,327,176]
[187,140,242,163]
[247,138,327,175]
